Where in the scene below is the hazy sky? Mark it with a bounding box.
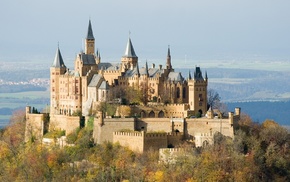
[1,0,290,66]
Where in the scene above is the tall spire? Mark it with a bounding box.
[166,45,172,70]
[145,61,149,76]
[86,19,94,40]
[124,37,137,58]
[188,70,192,80]
[136,63,140,77]
[52,46,66,68]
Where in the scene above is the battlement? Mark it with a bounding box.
[114,131,143,137]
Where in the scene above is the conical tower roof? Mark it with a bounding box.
[86,20,94,40]
[52,47,66,68]
[123,37,137,58]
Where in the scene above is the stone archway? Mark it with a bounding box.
[148,110,155,118]
[203,140,209,147]
[158,110,165,118]
[140,110,146,118]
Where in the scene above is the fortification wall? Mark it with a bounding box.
[144,132,167,151]
[49,115,80,135]
[113,131,144,153]
[185,118,234,140]
[94,118,135,144]
[167,132,184,147]
[25,113,45,142]
[136,118,172,132]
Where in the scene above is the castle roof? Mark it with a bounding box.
[99,81,109,90]
[98,62,121,71]
[168,72,184,82]
[194,67,204,81]
[86,20,94,40]
[80,54,96,65]
[123,37,137,58]
[88,74,103,87]
[52,47,66,68]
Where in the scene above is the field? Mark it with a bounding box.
[0,90,50,128]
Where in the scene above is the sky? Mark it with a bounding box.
[1,0,290,68]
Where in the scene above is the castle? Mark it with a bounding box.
[25,20,241,152]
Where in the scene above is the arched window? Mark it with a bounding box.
[176,87,180,98]
[183,87,186,99]
[158,110,165,118]
[149,111,155,118]
[203,140,209,147]
[140,110,146,118]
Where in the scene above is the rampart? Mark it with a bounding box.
[94,118,135,144]
[159,147,194,163]
[49,114,80,135]
[113,131,183,153]
[25,112,46,142]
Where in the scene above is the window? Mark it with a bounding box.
[176,87,180,98]
[183,87,186,99]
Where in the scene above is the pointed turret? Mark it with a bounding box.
[121,36,138,69]
[145,61,149,76]
[136,63,140,77]
[205,71,208,80]
[85,20,95,55]
[96,49,101,64]
[166,45,172,70]
[188,70,192,80]
[52,47,66,68]
[124,37,137,58]
[86,20,94,40]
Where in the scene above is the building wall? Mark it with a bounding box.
[113,131,144,153]
[49,115,80,135]
[94,118,135,144]
[144,132,168,151]
[186,118,234,141]
[136,118,172,132]
[25,113,45,142]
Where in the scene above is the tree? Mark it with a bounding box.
[207,89,221,109]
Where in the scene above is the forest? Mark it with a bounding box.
[0,110,289,181]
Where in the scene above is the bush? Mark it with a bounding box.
[43,130,65,138]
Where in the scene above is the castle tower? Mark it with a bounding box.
[85,20,95,55]
[121,37,138,70]
[188,67,208,116]
[50,47,66,115]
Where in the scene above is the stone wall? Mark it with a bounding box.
[167,132,184,147]
[136,118,172,132]
[144,132,168,151]
[94,118,135,144]
[113,131,144,153]
[186,118,234,141]
[25,113,46,142]
[49,115,80,135]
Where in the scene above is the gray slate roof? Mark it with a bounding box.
[194,67,204,81]
[80,54,96,65]
[98,63,121,70]
[52,47,66,68]
[86,20,94,40]
[123,38,137,58]
[99,81,109,90]
[168,72,184,82]
[88,74,103,87]
[124,65,163,78]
